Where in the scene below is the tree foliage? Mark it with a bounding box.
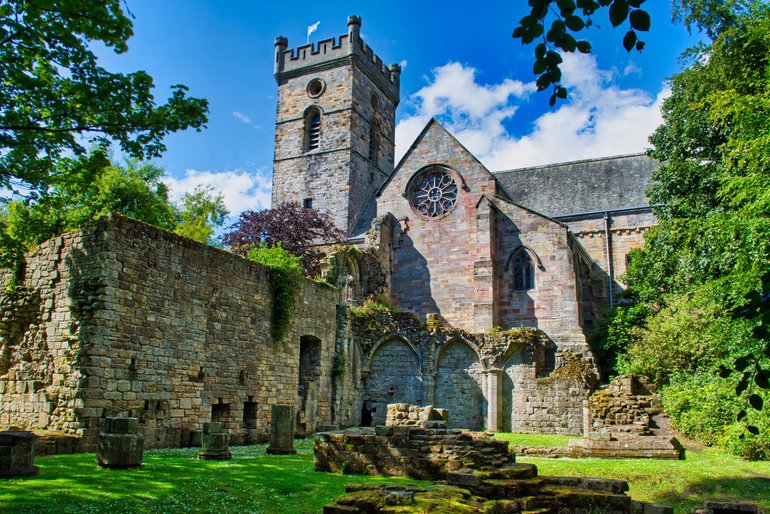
[247,244,304,342]
[0,148,228,266]
[512,0,754,105]
[222,202,346,277]
[173,186,228,245]
[0,0,208,192]
[601,2,770,450]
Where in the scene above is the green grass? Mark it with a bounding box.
[494,432,770,512]
[2,436,769,513]
[0,439,419,514]
[493,432,572,447]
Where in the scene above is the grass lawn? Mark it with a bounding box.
[1,435,769,513]
[0,439,419,514]
[494,432,770,512]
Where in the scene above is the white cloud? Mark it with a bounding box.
[623,61,642,77]
[399,59,408,69]
[232,111,252,124]
[395,54,668,170]
[165,168,272,216]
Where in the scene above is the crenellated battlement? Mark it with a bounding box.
[274,16,400,101]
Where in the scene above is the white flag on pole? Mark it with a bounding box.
[307,21,320,43]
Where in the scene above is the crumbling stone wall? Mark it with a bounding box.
[504,352,596,435]
[0,215,338,450]
[587,375,660,434]
[314,425,515,479]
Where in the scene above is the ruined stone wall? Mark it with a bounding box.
[0,216,338,449]
[0,229,98,439]
[314,425,515,479]
[353,310,595,434]
[504,353,596,435]
[587,375,660,434]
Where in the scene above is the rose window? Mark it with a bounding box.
[410,168,458,218]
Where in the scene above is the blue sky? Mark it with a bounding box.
[97,0,696,217]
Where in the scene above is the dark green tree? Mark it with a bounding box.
[0,0,208,192]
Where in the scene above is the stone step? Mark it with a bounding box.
[536,485,632,511]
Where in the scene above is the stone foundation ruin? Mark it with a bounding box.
[317,405,673,513]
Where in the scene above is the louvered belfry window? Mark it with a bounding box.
[306,110,321,151]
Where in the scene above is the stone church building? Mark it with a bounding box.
[272,17,657,427]
[0,16,657,450]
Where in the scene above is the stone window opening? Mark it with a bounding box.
[303,198,313,209]
[511,251,535,291]
[304,108,321,152]
[243,401,258,430]
[369,119,379,163]
[211,401,230,424]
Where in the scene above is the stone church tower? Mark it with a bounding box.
[272,16,401,235]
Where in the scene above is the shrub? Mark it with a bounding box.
[247,244,303,342]
[663,372,770,459]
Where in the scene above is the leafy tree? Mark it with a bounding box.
[222,202,346,277]
[511,0,752,104]
[0,148,228,265]
[173,186,229,245]
[602,2,770,447]
[0,0,208,192]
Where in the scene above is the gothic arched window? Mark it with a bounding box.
[304,108,321,152]
[512,251,535,291]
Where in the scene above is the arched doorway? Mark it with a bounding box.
[298,335,322,434]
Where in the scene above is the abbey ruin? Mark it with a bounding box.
[0,16,658,450]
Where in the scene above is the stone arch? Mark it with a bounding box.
[363,335,423,426]
[434,338,485,430]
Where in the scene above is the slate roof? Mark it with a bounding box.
[493,153,658,218]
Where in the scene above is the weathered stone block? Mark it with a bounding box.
[267,404,296,455]
[96,417,143,469]
[0,431,39,478]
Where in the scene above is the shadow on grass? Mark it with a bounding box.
[647,475,770,512]
[0,441,421,514]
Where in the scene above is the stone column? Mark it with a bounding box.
[582,400,593,438]
[0,431,39,478]
[198,422,232,460]
[484,369,503,432]
[267,404,297,454]
[424,370,437,406]
[96,417,144,469]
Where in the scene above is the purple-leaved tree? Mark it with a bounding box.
[221,202,346,276]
